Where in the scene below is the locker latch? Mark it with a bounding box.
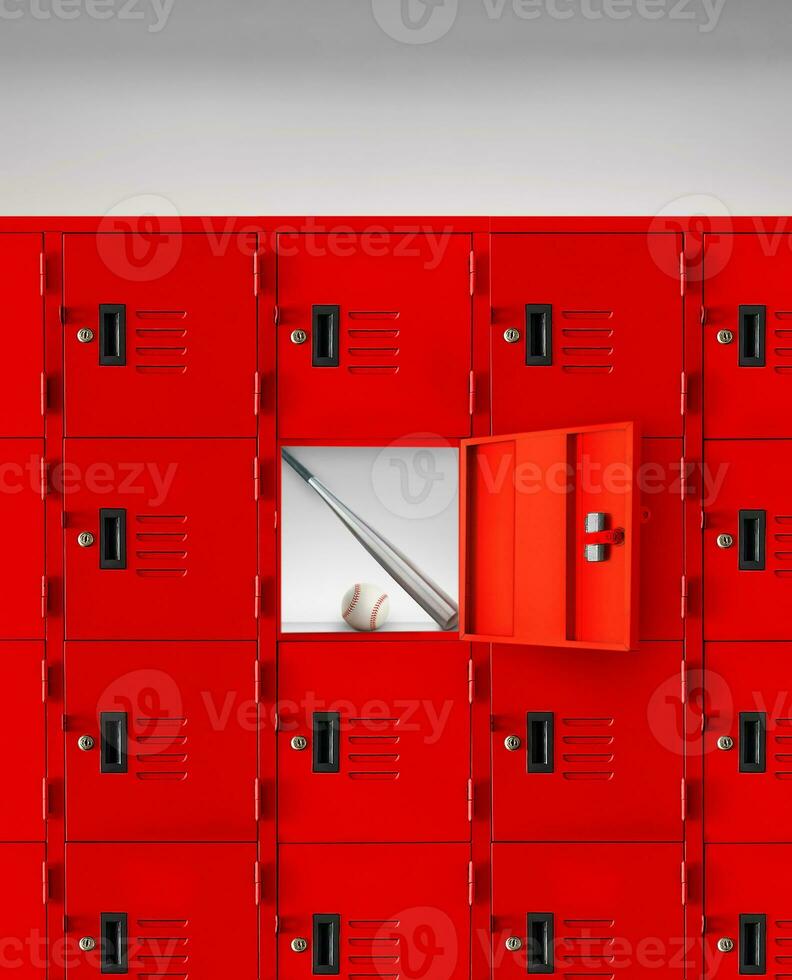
[583,512,625,563]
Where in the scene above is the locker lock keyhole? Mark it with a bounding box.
[504,735,522,751]
[717,735,734,751]
[716,533,734,550]
[79,937,96,952]
[290,736,308,751]
[717,937,735,953]
[291,938,308,953]
[77,735,95,752]
[77,531,95,548]
[505,937,523,951]
[77,328,94,343]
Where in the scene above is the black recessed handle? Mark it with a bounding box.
[527,913,554,974]
[739,510,766,571]
[312,712,340,773]
[739,306,766,367]
[100,509,127,570]
[100,712,128,774]
[739,913,766,974]
[739,712,766,774]
[312,914,340,975]
[527,712,554,773]
[525,304,552,366]
[312,305,340,367]
[100,912,128,974]
[99,304,127,366]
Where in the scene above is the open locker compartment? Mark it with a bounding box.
[460,422,639,651]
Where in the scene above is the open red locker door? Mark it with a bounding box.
[460,421,639,651]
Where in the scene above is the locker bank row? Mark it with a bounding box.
[2,640,789,844]
[0,229,790,440]
[0,840,784,978]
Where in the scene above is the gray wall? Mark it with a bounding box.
[0,0,788,216]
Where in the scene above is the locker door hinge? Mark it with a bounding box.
[273,305,280,326]
[467,779,474,822]
[40,252,47,296]
[41,576,48,619]
[680,779,687,823]
[468,371,476,415]
[41,660,48,703]
[253,251,261,297]
[254,778,262,822]
[40,457,48,499]
[680,575,688,620]
[679,456,690,500]
[254,860,262,906]
[468,861,475,907]
[253,457,261,501]
[253,372,261,417]
[274,510,278,530]
[254,576,262,619]
[254,660,262,703]
[42,862,50,905]
[42,778,49,821]
[467,659,474,704]
[40,373,47,416]
[274,914,280,935]
[681,859,687,906]
[680,372,688,417]
[679,252,686,296]
[680,662,687,705]
[469,249,476,296]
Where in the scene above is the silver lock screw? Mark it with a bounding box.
[291,938,308,953]
[77,328,95,343]
[717,735,734,751]
[290,329,308,345]
[717,937,735,953]
[79,937,96,952]
[503,328,521,344]
[290,735,308,751]
[716,329,734,345]
[716,533,734,550]
[505,936,523,952]
[77,531,95,548]
[504,735,522,752]
[78,735,95,752]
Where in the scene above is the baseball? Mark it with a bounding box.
[341,583,390,631]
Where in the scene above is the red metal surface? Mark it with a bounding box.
[66,843,258,980]
[0,843,47,978]
[492,642,684,842]
[277,639,471,843]
[63,438,258,640]
[277,231,473,440]
[65,642,257,842]
[460,421,639,650]
[63,233,258,437]
[492,843,686,977]
[278,843,471,979]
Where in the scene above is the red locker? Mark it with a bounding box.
[63,233,258,437]
[278,844,470,979]
[0,439,44,639]
[277,231,473,439]
[0,643,45,841]
[492,843,685,978]
[461,422,640,651]
[705,642,792,842]
[278,640,471,843]
[64,439,257,640]
[0,843,46,978]
[704,440,792,640]
[67,843,257,980]
[492,642,683,842]
[0,234,44,436]
[705,844,788,978]
[65,642,257,842]
[703,233,792,437]
[491,233,684,437]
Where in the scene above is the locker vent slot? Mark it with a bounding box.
[136,918,190,972]
[739,913,766,974]
[135,515,189,576]
[739,305,766,367]
[346,312,401,374]
[773,718,792,777]
[560,717,615,781]
[135,717,188,781]
[560,311,614,373]
[559,917,616,973]
[345,919,401,972]
[347,717,400,780]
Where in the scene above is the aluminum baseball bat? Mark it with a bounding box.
[282,448,459,631]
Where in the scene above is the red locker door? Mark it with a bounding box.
[492,642,683,842]
[64,439,257,640]
[63,233,257,437]
[66,843,257,980]
[704,440,792,640]
[493,843,685,978]
[0,843,46,978]
[491,233,683,437]
[704,233,792,437]
[461,422,639,650]
[0,234,44,435]
[279,844,470,979]
[0,439,44,639]
[278,640,471,843]
[277,231,472,439]
[65,642,257,842]
[706,844,788,978]
[0,643,45,841]
[705,642,792,842]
